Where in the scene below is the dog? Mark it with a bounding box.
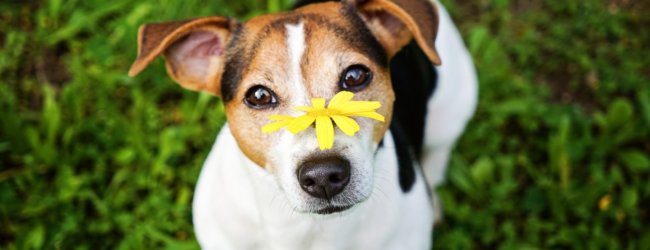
[128,0,477,249]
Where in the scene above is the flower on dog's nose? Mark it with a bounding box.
[262,91,385,150]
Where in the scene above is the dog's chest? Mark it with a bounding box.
[192,125,433,249]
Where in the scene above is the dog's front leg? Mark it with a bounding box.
[192,125,265,250]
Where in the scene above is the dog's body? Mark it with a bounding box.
[129,0,477,249]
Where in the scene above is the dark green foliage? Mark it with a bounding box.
[0,0,648,249]
[434,0,650,249]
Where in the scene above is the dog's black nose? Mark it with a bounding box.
[297,157,351,200]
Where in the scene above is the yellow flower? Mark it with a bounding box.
[599,195,612,211]
[262,91,385,150]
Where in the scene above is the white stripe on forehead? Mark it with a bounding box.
[285,22,309,107]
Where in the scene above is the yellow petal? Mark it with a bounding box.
[315,116,334,150]
[328,91,355,109]
[336,101,382,114]
[262,119,293,133]
[287,115,316,134]
[311,98,326,109]
[349,111,385,122]
[331,115,360,136]
[268,115,294,121]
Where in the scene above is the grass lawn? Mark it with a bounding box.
[1,0,648,249]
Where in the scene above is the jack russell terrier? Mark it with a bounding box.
[128,0,477,249]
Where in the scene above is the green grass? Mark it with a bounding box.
[1,0,648,249]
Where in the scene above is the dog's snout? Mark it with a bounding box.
[297,157,351,199]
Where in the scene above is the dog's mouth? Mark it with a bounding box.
[314,205,353,215]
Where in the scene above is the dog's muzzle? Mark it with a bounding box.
[297,156,351,200]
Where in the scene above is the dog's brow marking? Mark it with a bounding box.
[286,22,309,106]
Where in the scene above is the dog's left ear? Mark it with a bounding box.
[346,0,441,65]
[128,17,239,96]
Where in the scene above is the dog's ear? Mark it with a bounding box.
[346,0,441,65]
[128,17,239,96]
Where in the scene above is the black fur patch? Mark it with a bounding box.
[390,119,416,193]
[220,24,246,102]
[390,41,438,158]
[293,0,334,8]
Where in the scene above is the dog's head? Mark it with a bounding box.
[129,0,441,214]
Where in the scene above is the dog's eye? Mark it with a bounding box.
[340,65,372,92]
[244,85,278,109]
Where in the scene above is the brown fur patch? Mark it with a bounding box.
[300,14,394,143]
[225,20,293,168]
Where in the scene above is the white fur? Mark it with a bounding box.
[194,126,432,249]
[192,2,478,249]
[421,3,478,190]
[268,123,378,213]
[285,22,309,106]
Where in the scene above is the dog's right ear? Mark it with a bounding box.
[128,17,239,96]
